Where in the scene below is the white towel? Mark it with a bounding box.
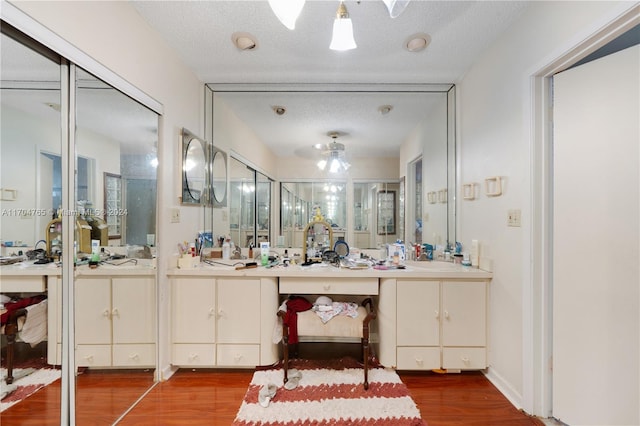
[19,299,47,346]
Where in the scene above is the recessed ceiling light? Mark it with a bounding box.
[378,105,393,115]
[231,32,258,51]
[272,105,286,115]
[404,33,430,52]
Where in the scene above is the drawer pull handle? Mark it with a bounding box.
[323,284,331,291]
[111,308,120,318]
[461,356,470,364]
[217,309,225,318]
[234,354,243,362]
[444,310,450,319]
[129,353,140,360]
[188,353,199,361]
[103,309,110,318]
[415,357,423,365]
[84,355,94,362]
[434,310,439,319]
[208,308,215,317]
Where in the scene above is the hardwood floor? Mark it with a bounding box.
[2,343,544,425]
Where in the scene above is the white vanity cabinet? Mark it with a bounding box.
[75,276,156,368]
[171,276,278,368]
[396,280,441,370]
[393,279,488,371]
[47,276,62,365]
[441,280,487,369]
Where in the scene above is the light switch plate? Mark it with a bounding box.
[170,207,180,223]
[507,209,521,227]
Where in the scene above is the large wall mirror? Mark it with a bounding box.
[1,24,159,424]
[208,84,456,249]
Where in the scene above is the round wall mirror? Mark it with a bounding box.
[211,147,227,207]
[184,137,206,203]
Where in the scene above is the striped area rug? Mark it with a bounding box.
[233,364,426,425]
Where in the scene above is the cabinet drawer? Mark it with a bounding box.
[397,347,440,370]
[1,276,46,292]
[113,344,155,367]
[76,345,111,367]
[279,277,378,295]
[217,344,260,367]
[442,347,486,370]
[172,344,215,366]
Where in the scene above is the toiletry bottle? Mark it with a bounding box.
[222,239,230,260]
[393,251,400,265]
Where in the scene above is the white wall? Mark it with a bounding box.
[456,0,637,412]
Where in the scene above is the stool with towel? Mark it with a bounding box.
[277,295,377,390]
[1,295,48,384]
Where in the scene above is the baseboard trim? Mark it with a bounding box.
[484,367,524,412]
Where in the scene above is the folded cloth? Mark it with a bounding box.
[282,296,312,344]
[20,299,48,346]
[314,301,359,324]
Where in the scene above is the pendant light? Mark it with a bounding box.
[329,2,357,51]
[268,0,305,30]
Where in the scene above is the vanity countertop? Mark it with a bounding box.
[1,260,156,277]
[167,260,492,280]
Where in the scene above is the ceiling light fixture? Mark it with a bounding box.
[272,105,286,115]
[382,0,411,18]
[269,1,412,51]
[268,0,305,30]
[330,2,357,51]
[316,132,351,173]
[231,32,258,50]
[378,104,393,115]
[404,33,431,52]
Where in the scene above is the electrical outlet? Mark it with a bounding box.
[507,209,521,227]
[170,207,180,223]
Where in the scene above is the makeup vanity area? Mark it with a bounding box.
[167,260,491,372]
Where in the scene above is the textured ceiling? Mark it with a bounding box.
[132,1,531,158]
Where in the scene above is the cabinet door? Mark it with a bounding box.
[75,277,111,345]
[47,276,62,365]
[172,278,216,343]
[112,277,155,344]
[397,280,440,346]
[217,278,260,344]
[441,281,486,347]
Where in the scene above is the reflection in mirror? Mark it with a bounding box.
[74,67,158,423]
[280,182,346,248]
[0,28,63,420]
[211,147,228,207]
[352,182,400,248]
[257,171,271,246]
[211,86,455,248]
[182,128,207,204]
[229,157,255,248]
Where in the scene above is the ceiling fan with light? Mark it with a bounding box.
[314,132,351,173]
[268,0,411,51]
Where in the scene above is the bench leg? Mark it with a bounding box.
[362,336,370,390]
[282,333,289,385]
[5,325,17,385]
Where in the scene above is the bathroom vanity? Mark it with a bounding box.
[168,261,492,371]
[1,262,156,368]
